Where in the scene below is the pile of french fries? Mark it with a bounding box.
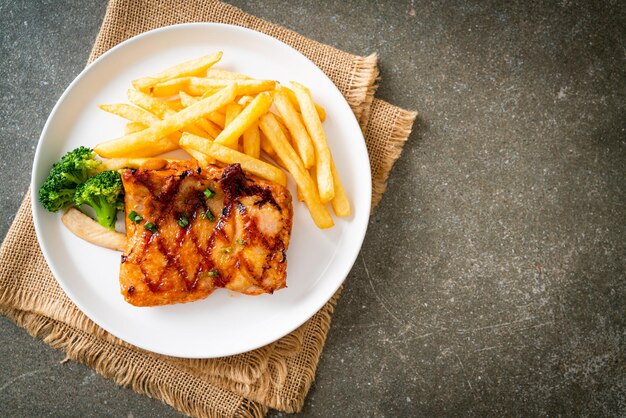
[94,51,349,229]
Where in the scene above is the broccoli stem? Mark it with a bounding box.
[90,196,119,230]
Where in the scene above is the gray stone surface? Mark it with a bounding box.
[1,0,624,416]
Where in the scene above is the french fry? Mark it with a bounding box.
[193,118,221,139]
[282,85,326,122]
[180,91,226,129]
[225,103,243,150]
[296,169,313,203]
[259,133,287,170]
[260,131,277,158]
[200,89,218,100]
[94,132,181,158]
[97,157,175,172]
[99,104,160,126]
[259,113,333,229]
[127,89,210,138]
[132,52,222,92]
[309,167,317,188]
[273,87,315,168]
[180,145,213,167]
[259,132,287,168]
[152,78,276,97]
[291,82,335,203]
[150,78,190,97]
[272,112,293,142]
[237,95,254,106]
[206,68,251,80]
[178,90,197,107]
[214,93,272,147]
[225,103,243,126]
[95,84,237,158]
[180,133,287,186]
[296,167,317,202]
[100,104,184,150]
[125,122,147,134]
[127,89,171,119]
[243,121,261,159]
[190,78,276,96]
[165,98,183,112]
[330,159,350,217]
[207,111,226,129]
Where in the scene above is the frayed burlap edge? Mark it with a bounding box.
[369,108,418,210]
[206,288,342,413]
[348,53,379,124]
[270,289,342,413]
[0,306,266,418]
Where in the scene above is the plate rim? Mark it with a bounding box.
[31,22,372,358]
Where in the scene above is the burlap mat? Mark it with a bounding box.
[0,1,417,416]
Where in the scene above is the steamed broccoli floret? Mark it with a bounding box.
[38,146,101,212]
[74,170,124,229]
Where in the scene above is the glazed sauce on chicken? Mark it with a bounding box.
[119,162,292,306]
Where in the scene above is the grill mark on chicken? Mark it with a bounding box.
[136,173,184,293]
[120,161,292,306]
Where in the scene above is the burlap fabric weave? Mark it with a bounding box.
[0,1,417,416]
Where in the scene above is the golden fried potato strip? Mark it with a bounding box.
[291,82,335,203]
[132,52,222,92]
[274,87,315,168]
[259,113,333,229]
[180,133,288,186]
[95,85,237,158]
[214,93,272,147]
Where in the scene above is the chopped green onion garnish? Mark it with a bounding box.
[220,247,232,254]
[236,239,246,245]
[144,222,158,234]
[205,209,215,222]
[207,269,219,277]
[203,188,215,199]
[128,211,143,224]
[177,214,189,228]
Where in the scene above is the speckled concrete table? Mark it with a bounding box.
[1,1,624,416]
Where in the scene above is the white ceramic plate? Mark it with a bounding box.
[31,23,371,358]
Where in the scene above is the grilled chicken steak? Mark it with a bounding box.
[120,161,292,306]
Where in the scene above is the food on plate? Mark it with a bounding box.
[281,85,326,122]
[150,77,276,97]
[330,159,351,217]
[38,146,101,212]
[273,86,315,168]
[124,121,147,134]
[290,82,335,203]
[126,90,215,140]
[97,157,174,172]
[39,51,353,305]
[95,84,238,158]
[206,68,250,80]
[62,207,127,252]
[132,51,223,92]
[180,133,287,186]
[214,93,272,147]
[73,170,124,229]
[259,113,334,229]
[99,103,160,126]
[119,161,292,306]
[242,120,261,158]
